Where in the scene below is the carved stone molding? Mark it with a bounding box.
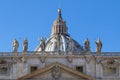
[21,57,26,63]
[101,58,119,67]
[95,57,104,64]
[51,65,61,79]
[67,56,73,63]
[12,57,22,63]
[40,56,46,63]
[84,55,92,63]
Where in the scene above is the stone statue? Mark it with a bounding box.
[95,38,102,53]
[23,38,28,52]
[13,39,19,52]
[84,38,90,52]
[69,38,73,51]
[39,37,46,51]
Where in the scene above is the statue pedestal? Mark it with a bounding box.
[13,52,18,55]
[86,51,90,54]
[96,52,101,55]
[22,51,27,54]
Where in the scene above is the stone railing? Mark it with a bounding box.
[0,51,119,57]
[92,52,120,56]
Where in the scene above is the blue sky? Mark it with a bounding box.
[0,0,120,52]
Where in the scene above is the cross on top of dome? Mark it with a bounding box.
[57,8,62,21]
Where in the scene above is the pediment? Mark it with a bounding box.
[18,62,95,80]
[101,58,119,67]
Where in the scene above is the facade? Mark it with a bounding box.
[0,9,120,80]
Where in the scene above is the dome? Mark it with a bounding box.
[35,34,84,54]
[35,9,84,54]
[45,34,84,53]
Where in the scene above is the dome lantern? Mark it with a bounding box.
[52,9,68,35]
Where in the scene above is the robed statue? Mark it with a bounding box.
[84,38,90,52]
[13,39,19,52]
[23,38,28,52]
[69,38,73,51]
[39,37,46,51]
[95,38,102,53]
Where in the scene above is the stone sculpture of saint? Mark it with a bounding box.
[13,39,19,52]
[39,37,46,51]
[23,38,28,52]
[95,38,102,53]
[69,38,73,51]
[84,38,90,52]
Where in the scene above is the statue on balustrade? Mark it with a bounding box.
[69,38,73,51]
[23,38,28,52]
[84,38,90,52]
[39,37,46,51]
[13,39,19,52]
[95,38,102,53]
